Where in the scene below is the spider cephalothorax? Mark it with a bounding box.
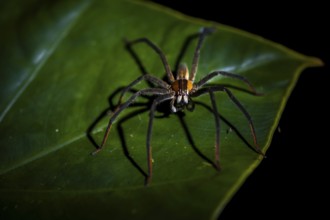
[93,27,263,185]
[171,63,194,112]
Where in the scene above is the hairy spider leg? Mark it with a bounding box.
[117,74,170,106]
[190,27,215,82]
[221,87,263,155]
[127,38,175,83]
[192,86,263,155]
[146,93,175,185]
[194,70,259,95]
[92,88,169,155]
[95,75,170,155]
[174,33,199,72]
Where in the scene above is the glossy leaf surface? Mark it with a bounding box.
[0,0,322,219]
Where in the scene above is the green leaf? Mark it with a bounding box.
[0,0,322,219]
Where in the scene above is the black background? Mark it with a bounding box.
[151,1,328,219]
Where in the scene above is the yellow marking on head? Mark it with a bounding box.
[187,80,193,92]
[171,81,179,92]
[177,63,189,80]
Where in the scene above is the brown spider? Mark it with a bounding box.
[93,27,262,185]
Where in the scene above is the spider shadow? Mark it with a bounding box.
[86,88,179,180]
[194,101,259,154]
[87,87,153,179]
[175,98,260,171]
[87,87,258,181]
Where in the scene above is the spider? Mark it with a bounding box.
[93,27,263,185]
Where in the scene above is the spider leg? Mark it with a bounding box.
[194,71,259,95]
[92,88,169,155]
[126,38,175,83]
[190,27,215,81]
[192,86,263,156]
[117,74,170,106]
[221,87,263,155]
[146,93,175,185]
[174,33,199,72]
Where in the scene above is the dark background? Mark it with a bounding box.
[151,1,328,219]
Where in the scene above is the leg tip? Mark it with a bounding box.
[144,176,152,186]
[91,148,102,156]
[257,149,266,158]
[201,27,216,35]
[214,161,222,172]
